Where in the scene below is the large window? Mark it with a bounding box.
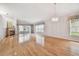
[19,25,31,33]
[35,24,44,33]
[70,18,79,36]
[19,25,23,32]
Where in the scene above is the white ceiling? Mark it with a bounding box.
[0,3,79,23]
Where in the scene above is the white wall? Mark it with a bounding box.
[0,15,7,40]
[44,16,79,41]
[45,16,68,38]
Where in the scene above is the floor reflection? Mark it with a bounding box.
[18,33,45,46]
[18,34,79,56]
[19,34,31,43]
[70,42,79,55]
[35,34,45,46]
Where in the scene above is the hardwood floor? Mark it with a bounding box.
[0,36,79,56]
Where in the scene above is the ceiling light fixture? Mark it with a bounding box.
[51,17,59,22]
[51,3,59,22]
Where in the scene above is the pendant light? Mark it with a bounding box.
[51,3,59,22]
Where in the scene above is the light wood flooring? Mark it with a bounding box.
[0,36,79,56]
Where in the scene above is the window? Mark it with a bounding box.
[19,25,24,32]
[70,19,79,36]
[35,24,44,33]
[19,25,31,33]
[24,26,31,33]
